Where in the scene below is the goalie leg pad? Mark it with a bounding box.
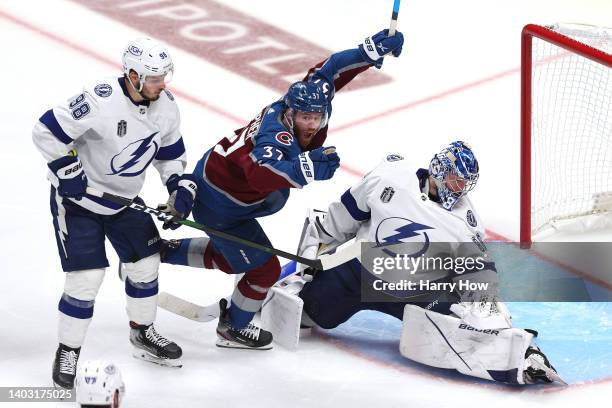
[400,304,534,384]
[261,286,304,350]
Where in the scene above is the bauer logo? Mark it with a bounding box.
[94,83,112,98]
[458,323,499,336]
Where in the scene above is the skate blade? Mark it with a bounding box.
[132,348,183,368]
[530,358,567,385]
[215,337,273,350]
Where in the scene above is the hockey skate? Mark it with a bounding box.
[52,343,81,389]
[130,322,183,368]
[523,346,567,385]
[216,298,273,350]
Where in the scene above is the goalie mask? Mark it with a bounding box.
[429,141,479,210]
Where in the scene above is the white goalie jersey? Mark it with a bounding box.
[306,154,487,254]
[32,76,186,215]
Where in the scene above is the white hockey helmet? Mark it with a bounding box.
[122,37,174,91]
[75,360,125,407]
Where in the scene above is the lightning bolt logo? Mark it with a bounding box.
[108,132,159,177]
[375,217,434,258]
[382,222,432,244]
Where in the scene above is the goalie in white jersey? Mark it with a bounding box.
[272,141,563,385]
[32,38,197,389]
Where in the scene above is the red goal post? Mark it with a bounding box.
[520,23,612,246]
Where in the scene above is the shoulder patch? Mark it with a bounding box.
[275,132,294,146]
[466,209,477,227]
[386,154,404,162]
[163,89,175,101]
[94,83,113,98]
[380,187,395,203]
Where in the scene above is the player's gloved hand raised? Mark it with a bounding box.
[295,146,340,185]
[358,29,404,68]
[157,173,198,230]
[47,153,88,200]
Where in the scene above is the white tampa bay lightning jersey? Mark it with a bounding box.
[316,154,486,250]
[32,76,187,215]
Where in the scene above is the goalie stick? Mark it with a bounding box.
[157,239,364,322]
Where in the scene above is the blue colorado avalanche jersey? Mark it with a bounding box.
[198,47,373,214]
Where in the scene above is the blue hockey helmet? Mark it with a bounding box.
[429,141,479,210]
[284,81,328,114]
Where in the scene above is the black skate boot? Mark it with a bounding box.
[130,322,183,368]
[216,298,273,350]
[52,343,80,389]
[524,346,566,385]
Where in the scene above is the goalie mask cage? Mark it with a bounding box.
[520,23,612,245]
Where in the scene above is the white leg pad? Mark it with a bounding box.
[123,253,160,283]
[261,286,304,350]
[400,304,534,384]
[58,312,92,348]
[59,269,105,348]
[124,254,160,325]
[64,268,105,300]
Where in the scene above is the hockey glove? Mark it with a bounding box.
[358,29,404,68]
[157,174,198,230]
[47,154,88,200]
[294,146,340,185]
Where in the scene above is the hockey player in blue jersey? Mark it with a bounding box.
[33,38,197,389]
[162,29,404,349]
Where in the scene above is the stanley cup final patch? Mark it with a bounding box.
[380,187,395,203]
[117,120,127,137]
[466,209,477,227]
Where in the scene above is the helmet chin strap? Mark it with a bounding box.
[126,74,148,100]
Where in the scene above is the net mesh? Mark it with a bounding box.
[531,23,612,235]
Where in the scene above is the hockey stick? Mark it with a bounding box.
[85,187,323,270]
[389,0,401,36]
[157,240,364,322]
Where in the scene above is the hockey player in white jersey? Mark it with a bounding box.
[272,141,563,385]
[32,38,197,389]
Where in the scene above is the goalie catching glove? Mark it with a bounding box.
[157,173,198,230]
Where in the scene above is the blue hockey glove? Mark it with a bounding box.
[295,146,340,185]
[358,29,404,68]
[47,154,88,200]
[157,174,198,230]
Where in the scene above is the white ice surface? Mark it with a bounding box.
[0,0,611,407]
